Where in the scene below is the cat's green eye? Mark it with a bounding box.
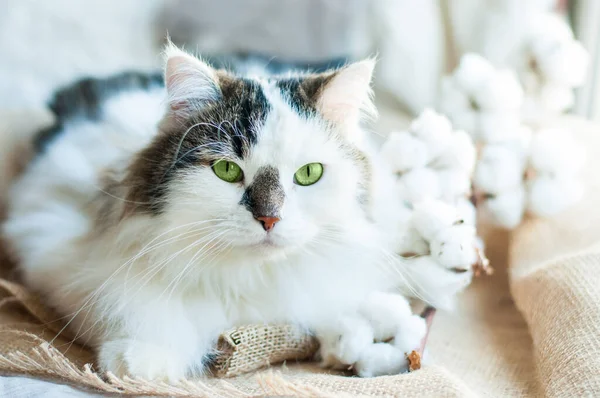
[294,163,323,186]
[212,160,244,183]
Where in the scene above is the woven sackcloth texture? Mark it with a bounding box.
[0,109,599,396]
[509,116,600,397]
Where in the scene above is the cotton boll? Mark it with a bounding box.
[453,53,496,95]
[440,78,471,115]
[454,197,477,226]
[395,226,430,256]
[527,176,584,217]
[530,129,585,176]
[392,315,427,353]
[434,130,477,173]
[354,343,408,377]
[381,131,431,172]
[402,255,473,310]
[430,224,478,269]
[474,70,524,110]
[478,111,522,143]
[529,13,574,44]
[449,111,478,138]
[437,170,472,200]
[411,199,458,241]
[359,292,413,342]
[322,316,375,365]
[409,109,453,158]
[535,41,589,87]
[539,83,575,113]
[504,126,533,159]
[397,168,441,203]
[475,145,526,194]
[410,109,453,136]
[484,187,526,229]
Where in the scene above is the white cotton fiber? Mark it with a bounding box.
[448,111,477,138]
[474,69,524,111]
[454,197,477,226]
[505,126,534,158]
[478,111,522,143]
[430,224,478,269]
[534,40,589,87]
[453,53,496,95]
[538,83,575,113]
[409,109,453,158]
[434,129,477,173]
[394,226,430,256]
[527,175,584,217]
[411,199,458,241]
[392,315,427,353]
[474,145,525,194]
[529,13,574,44]
[437,170,472,200]
[359,292,413,341]
[329,316,375,365]
[397,168,441,203]
[381,131,431,172]
[529,129,585,176]
[484,187,527,229]
[354,343,407,377]
[439,78,471,115]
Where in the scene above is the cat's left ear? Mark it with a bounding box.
[314,59,377,139]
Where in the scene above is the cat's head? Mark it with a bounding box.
[124,44,379,262]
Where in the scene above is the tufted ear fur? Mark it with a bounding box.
[314,59,377,140]
[162,42,221,117]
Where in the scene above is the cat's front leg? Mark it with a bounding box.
[96,306,214,381]
[98,338,197,381]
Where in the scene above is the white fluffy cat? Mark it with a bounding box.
[3,44,473,380]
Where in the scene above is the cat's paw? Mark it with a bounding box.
[98,339,189,381]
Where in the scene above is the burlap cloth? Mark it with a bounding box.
[0,110,599,396]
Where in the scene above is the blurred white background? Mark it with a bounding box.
[0,0,597,118]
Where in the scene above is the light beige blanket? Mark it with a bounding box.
[0,112,598,396]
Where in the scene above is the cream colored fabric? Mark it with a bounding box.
[0,112,598,396]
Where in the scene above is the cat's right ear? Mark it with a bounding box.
[163,42,221,116]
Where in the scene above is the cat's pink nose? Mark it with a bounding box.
[256,216,280,232]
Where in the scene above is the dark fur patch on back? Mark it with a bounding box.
[125,73,271,214]
[34,71,163,153]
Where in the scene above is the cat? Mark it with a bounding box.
[2,43,472,380]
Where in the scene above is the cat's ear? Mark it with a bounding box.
[314,59,377,136]
[163,42,221,116]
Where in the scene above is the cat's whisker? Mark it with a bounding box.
[163,239,234,305]
[71,229,231,345]
[159,230,232,303]
[130,229,228,297]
